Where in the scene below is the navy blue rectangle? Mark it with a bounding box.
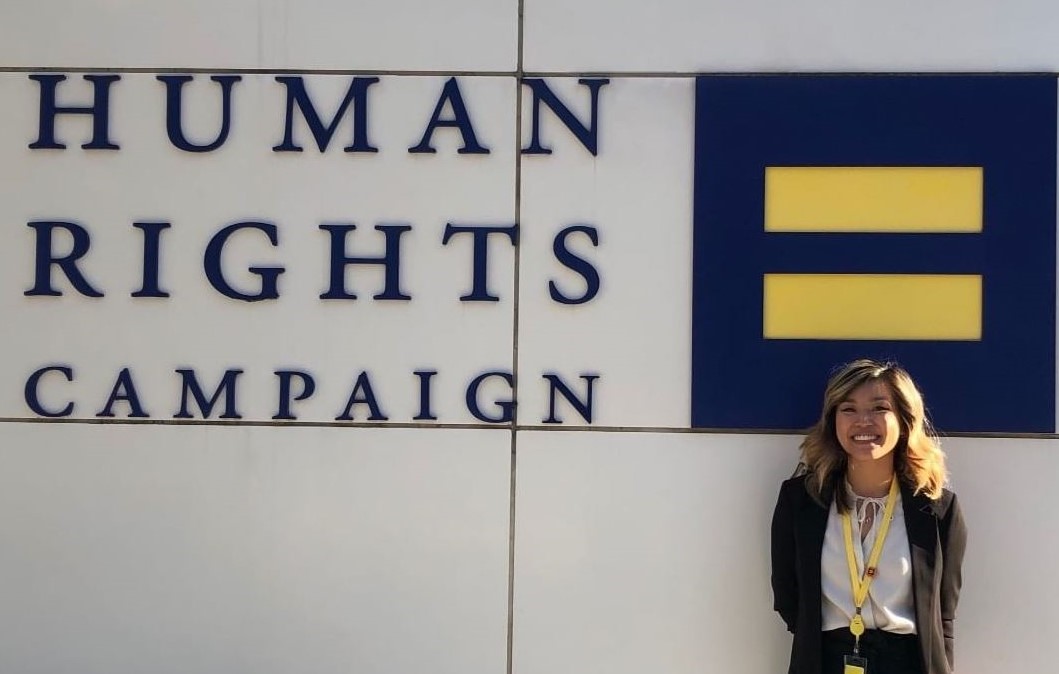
[691,75,1057,433]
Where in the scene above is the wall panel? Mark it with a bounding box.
[0,73,517,424]
[524,0,1059,72]
[0,423,511,674]
[517,77,693,428]
[0,0,517,71]
[513,431,795,674]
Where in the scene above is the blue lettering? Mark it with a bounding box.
[25,221,104,297]
[413,370,438,421]
[522,78,609,156]
[132,222,171,298]
[319,224,411,300]
[174,368,243,419]
[25,365,75,417]
[409,77,489,155]
[97,367,149,418]
[274,370,316,420]
[158,75,241,152]
[549,225,600,304]
[441,223,518,301]
[273,76,379,153]
[204,222,284,302]
[466,371,515,423]
[29,74,120,150]
[336,371,388,421]
[542,373,599,424]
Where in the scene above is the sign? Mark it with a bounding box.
[692,75,1057,433]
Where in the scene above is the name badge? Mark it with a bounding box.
[844,654,868,674]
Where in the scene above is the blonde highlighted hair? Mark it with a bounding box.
[800,359,947,510]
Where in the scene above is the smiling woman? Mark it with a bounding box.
[834,378,904,477]
[770,359,967,674]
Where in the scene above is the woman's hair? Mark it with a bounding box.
[799,358,947,510]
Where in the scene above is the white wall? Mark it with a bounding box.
[1,1,1057,673]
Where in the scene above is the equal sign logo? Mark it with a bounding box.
[762,166,983,341]
[692,75,1056,433]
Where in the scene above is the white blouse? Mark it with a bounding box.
[820,486,917,634]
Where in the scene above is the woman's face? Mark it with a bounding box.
[833,379,902,465]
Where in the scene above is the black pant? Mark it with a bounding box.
[821,628,925,674]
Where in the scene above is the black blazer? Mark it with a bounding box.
[770,475,967,674]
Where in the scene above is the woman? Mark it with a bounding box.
[771,359,967,674]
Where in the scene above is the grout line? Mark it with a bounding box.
[0,66,517,76]
[522,70,1059,78]
[0,417,506,430]
[4,68,1055,77]
[511,16,525,432]
[506,424,519,674]
[0,416,1053,439]
[506,2,526,674]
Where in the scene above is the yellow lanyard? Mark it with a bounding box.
[840,478,899,652]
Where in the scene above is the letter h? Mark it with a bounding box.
[29,74,120,150]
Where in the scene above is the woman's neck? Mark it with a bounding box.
[846,455,896,498]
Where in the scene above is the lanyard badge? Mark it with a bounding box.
[839,478,899,672]
[844,654,869,674]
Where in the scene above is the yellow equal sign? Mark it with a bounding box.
[765,166,983,232]
[763,274,982,340]
[762,165,984,341]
